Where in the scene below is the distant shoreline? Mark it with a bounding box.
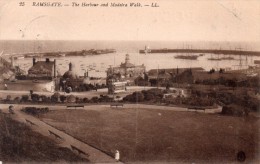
[1,40,260,54]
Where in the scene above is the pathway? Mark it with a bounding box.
[0,104,119,163]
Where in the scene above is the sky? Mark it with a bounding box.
[0,0,259,41]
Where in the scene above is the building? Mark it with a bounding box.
[107,54,146,79]
[28,58,56,79]
[106,54,146,94]
[134,73,149,86]
[0,56,16,82]
[60,62,91,92]
[147,67,204,86]
[107,81,127,94]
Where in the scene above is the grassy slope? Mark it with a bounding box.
[41,107,260,163]
[0,112,87,163]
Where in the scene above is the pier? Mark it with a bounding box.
[139,48,260,56]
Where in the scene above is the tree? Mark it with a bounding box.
[83,97,89,103]
[132,92,144,102]
[76,97,81,103]
[144,93,155,101]
[51,92,60,103]
[166,83,170,91]
[14,97,21,103]
[219,68,225,73]
[209,68,215,74]
[29,90,34,100]
[21,95,29,102]
[5,95,12,102]
[91,96,99,103]
[67,95,76,103]
[60,95,67,103]
[40,95,48,103]
[31,93,40,102]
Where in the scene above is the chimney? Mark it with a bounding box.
[84,70,89,78]
[46,58,50,62]
[54,59,56,78]
[33,58,36,66]
[69,62,72,71]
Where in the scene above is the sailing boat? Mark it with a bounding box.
[174,44,198,60]
[208,54,221,61]
[220,55,234,60]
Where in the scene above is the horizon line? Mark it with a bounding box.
[0,39,260,43]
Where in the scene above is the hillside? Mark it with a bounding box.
[0,112,87,162]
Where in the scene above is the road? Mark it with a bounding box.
[0,86,181,99]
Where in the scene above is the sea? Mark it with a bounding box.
[1,40,260,77]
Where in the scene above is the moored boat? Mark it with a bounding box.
[174,55,198,60]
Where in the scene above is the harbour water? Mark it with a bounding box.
[14,52,260,78]
[1,40,260,77]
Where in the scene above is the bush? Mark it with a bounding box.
[60,95,67,103]
[123,94,133,102]
[13,97,21,103]
[76,97,82,103]
[219,68,225,73]
[123,89,164,102]
[144,93,155,101]
[209,68,215,74]
[40,95,49,103]
[125,92,144,102]
[51,92,60,103]
[83,97,89,103]
[31,94,40,102]
[98,95,113,102]
[91,96,99,103]
[21,107,49,116]
[5,95,12,102]
[67,95,76,103]
[221,105,249,117]
[21,95,29,102]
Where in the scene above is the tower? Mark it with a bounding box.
[125,54,130,64]
[33,58,36,66]
[69,62,73,71]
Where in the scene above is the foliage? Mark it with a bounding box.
[60,95,67,103]
[209,68,215,74]
[13,97,21,103]
[67,95,76,103]
[31,94,40,102]
[90,96,99,103]
[5,95,12,102]
[221,105,249,117]
[123,92,144,102]
[51,92,60,103]
[21,107,49,116]
[83,97,89,103]
[21,95,29,102]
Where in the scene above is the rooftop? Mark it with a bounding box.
[148,67,204,76]
[28,60,54,74]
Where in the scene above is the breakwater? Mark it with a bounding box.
[139,49,260,56]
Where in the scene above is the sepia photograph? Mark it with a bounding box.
[0,0,259,163]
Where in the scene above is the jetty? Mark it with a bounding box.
[139,48,260,56]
